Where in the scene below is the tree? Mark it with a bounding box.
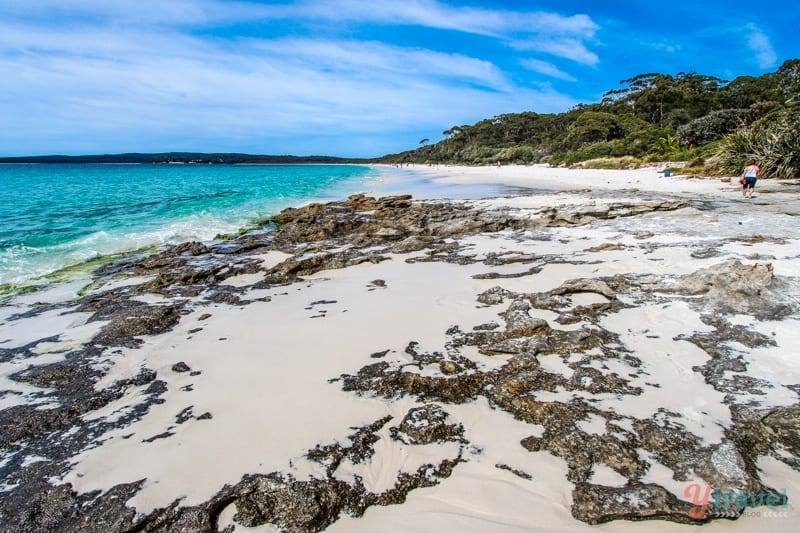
[677,109,755,146]
[719,75,781,108]
[673,72,725,119]
[562,112,625,149]
[777,58,800,103]
[378,61,798,168]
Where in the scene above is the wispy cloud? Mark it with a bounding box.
[289,0,599,39]
[246,38,510,90]
[520,59,576,82]
[2,0,597,39]
[650,41,680,54]
[0,0,600,64]
[511,38,599,66]
[745,23,777,68]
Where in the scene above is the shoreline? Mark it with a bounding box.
[4,162,791,298]
[0,163,382,293]
[1,166,800,531]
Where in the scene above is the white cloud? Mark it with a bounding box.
[0,0,600,64]
[290,0,598,39]
[0,0,598,39]
[0,20,577,156]
[520,59,576,82]
[512,38,599,66]
[745,23,777,68]
[275,0,601,68]
[246,39,510,90]
[650,41,680,54]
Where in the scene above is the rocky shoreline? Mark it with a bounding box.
[1,188,799,531]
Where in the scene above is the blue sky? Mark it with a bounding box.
[0,0,797,157]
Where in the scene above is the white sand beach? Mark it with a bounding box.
[370,163,789,197]
[2,165,799,531]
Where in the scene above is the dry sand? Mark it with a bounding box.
[371,163,778,197]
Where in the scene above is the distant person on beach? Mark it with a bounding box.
[741,159,759,199]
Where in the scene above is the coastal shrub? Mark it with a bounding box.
[654,134,679,155]
[574,156,642,170]
[616,127,667,157]
[715,105,800,178]
[676,109,755,147]
[550,141,615,166]
[687,156,705,167]
[496,145,539,163]
[647,133,693,162]
[457,145,497,164]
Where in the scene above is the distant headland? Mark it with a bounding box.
[0,152,370,164]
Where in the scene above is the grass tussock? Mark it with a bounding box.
[570,156,643,170]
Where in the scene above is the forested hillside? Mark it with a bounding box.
[382,59,800,178]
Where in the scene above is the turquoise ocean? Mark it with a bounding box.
[0,164,378,288]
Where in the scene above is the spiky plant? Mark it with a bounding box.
[716,106,800,178]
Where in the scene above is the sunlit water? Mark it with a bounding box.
[0,164,378,286]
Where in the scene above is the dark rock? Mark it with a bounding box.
[172,362,191,373]
[229,474,355,530]
[676,260,794,319]
[439,361,462,374]
[142,431,175,443]
[495,463,532,480]
[390,405,464,445]
[262,250,389,285]
[207,290,243,306]
[176,406,194,424]
[472,322,500,331]
[477,286,510,306]
[472,265,542,279]
[91,302,184,348]
[572,482,700,524]
[521,429,645,484]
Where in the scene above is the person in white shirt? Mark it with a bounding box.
[741,159,759,199]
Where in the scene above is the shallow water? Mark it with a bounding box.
[369,165,536,200]
[0,164,378,286]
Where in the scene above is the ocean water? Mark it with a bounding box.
[0,164,378,287]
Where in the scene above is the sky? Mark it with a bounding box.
[0,0,798,157]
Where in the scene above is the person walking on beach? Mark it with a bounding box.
[741,159,759,199]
